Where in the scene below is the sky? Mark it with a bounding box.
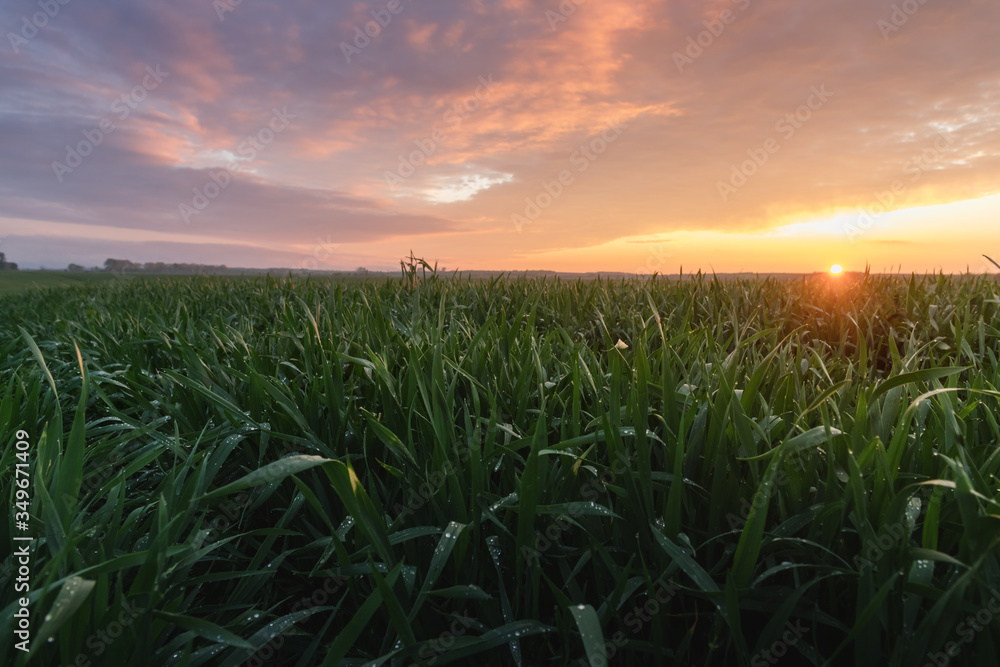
[2,0,999,273]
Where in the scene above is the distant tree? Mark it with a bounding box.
[68,263,85,272]
[356,267,369,275]
[0,253,18,271]
[104,258,141,273]
[99,258,228,275]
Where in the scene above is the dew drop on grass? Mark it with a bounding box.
[905,496,922,528]
[489,493,518,513]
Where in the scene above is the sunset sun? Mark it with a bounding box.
[830,264,844,275]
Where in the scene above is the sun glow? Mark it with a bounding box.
[830,264,843,274]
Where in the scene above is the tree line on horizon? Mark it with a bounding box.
[64,258,230,274]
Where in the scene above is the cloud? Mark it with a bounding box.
[2,0,999,271]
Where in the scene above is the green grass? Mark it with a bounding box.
[2,270,1000,665]
[0,271,128,296]
[0,271,333,297]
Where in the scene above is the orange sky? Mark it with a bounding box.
[2,0,999,272]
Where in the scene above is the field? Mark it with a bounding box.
[2,270,1000,666]
[0,272,128,297]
